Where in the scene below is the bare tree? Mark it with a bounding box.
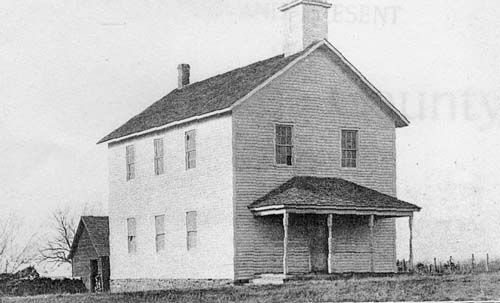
[0,213,38,273]
[38,202,105,271]
[39,207,77,267]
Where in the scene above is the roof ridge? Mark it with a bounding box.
[176,54,285,92]
[98,39,408,144]
[69,216,109,259]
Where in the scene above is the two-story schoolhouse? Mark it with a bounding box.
[98,0,420,291]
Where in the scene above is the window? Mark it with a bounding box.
[154,138,164,175]
[127,218,137,253]
[341,130,358,168]
[275,124,293,166]
[185,130,196,169]
[155,215,165,252]
[186,211,197,250]
[126,145,135,180]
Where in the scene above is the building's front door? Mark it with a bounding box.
[309,218,328,272]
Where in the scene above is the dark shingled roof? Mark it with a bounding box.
[249,176,420,211]
[69,216,109,259]
[98,48,310,144]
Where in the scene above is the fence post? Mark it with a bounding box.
[486,253,489,272]
[472,254,475,273]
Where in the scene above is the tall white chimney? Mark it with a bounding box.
[279,0,332,56]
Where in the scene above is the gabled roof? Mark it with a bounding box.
[248,176,420,214]
[68,216,109,260]
[98,47,310,144]
[98,40,409,144]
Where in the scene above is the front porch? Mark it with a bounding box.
[248,177,421,277]
[253,212,415,277]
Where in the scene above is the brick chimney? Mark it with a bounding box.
[177,64,190,89]
[279,0,332,56]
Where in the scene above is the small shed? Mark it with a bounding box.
[68,216,110,292]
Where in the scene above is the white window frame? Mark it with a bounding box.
[127,218,137,254]
[185,130,196,170]
[154,138,164,175]
[154,215,165,252]
[126,145,135,181]
[274,123,294,166]
[186,211,197,251]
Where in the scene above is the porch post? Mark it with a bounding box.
[327,214,333,274]
[409,214,414,271]
[369,214,375,272]
[283,212,289,275]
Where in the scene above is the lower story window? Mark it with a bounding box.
[127,218,137,253]
[186,211,197,250]
[155,215,165,252]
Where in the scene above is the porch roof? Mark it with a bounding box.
[248,176,421,217]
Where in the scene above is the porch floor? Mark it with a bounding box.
[251,272,409,285]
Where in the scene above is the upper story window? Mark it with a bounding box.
[125,145,135,180]
[185,130,196,170]
[275,124,293,166]
[154,138,164,175]
[155,215,165,252]
[127,218,137,253]
[341,130,358,168]
[186,211,197,250]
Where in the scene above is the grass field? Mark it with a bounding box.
[3,272,500,303]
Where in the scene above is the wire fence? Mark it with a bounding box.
[397,254,499,274]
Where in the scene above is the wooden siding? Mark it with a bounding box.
[108,115,234,280]
[232,46,398,279]
[331,216,395,272]
[72,228,98,290]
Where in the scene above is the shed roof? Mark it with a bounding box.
[98,40,409,144]
[249,176,420,215]
[68,216,109,259]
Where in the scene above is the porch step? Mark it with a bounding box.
[251,274,292,285]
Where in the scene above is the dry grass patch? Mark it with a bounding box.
[3,272,500,302]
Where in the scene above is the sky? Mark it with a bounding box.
[1,0,500,268]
